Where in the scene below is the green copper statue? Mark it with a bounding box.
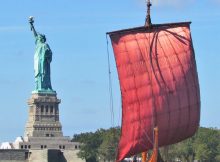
[29,17,55,93]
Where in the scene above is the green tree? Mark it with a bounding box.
[160,127,220,162]
[98,127,120,162]
[176,137,195,162]
[72,129,105,162]
[195,143,212,161]
[72,127,120,162]
[72,127,220,162]
[194,127,220,162]
[160,137,195,162]
[215,144,220,161]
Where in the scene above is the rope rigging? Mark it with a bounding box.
[106,34,115,127]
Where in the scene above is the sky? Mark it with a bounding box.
[0,0,220,142]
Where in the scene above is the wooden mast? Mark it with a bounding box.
[142,1,159,162]
[148,127,159,162]
[142,152,147,162]
[145,0,152,27]
[141,127,159,162]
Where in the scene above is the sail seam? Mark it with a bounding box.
[144,31,158,144]
[134,34,154,146]
[123,39,146,151]
[183,27,201,127]
[156,33,175,143]
[164,29,191,140]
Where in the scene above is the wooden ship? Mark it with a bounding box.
[107,0,200,161]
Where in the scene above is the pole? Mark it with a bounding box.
[145,0,152,27]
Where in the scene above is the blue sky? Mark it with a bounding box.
[0,0,220,142]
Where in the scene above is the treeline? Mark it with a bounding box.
[160,127,220,162]
[72,127,120,162]
[72,127,220,162]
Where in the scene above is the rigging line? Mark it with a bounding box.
[164,30,192,139]
[106,34,115,127]
[134,35,153,145]
[142,31,156,145]
[149,31,158,144]
[156,34,174,142]
[150,32,172,93]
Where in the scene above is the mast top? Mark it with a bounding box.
[145,0,152,27]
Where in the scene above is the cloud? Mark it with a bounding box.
[151,0,195,7]
[136,0,196,9]
[145,0,220,7]
[0,78,15,85]
[80,80,96,86]
[212,0,220,4]
[0,26,27,32]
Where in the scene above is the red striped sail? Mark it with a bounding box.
[108,22,200,161]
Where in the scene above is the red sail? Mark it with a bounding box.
[108,22,200,161]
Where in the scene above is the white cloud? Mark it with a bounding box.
[212,0,220,4]
[151,0,195,7]
[136,0,195,9]
[150,0,220,6]
[0,26,27,32]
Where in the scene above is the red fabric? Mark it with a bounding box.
[109,24,200,161]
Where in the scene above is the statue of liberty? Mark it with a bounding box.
[29,17,55,93]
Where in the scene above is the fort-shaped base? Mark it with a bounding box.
[0,149,84,162]
[24,93,62,138]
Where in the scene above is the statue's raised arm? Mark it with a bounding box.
[29,16,37,38]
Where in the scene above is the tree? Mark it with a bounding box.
[160,137,195,162]
[195,143,212,161]
[98,127,120,162]
[72,127,220,162]
[72,129,105,162]
[193,127,220,162]
[160,127,220,162]
[72,127,120,162]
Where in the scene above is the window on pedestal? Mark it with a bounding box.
[55,107,59,114]
[41,105,44,113]
[50,106,53,113]
[25,152,29,160]
[46,105,48,113]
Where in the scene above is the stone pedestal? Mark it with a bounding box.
[18,92,85,162]
[0,149,85,162]
[24,93,63,138]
